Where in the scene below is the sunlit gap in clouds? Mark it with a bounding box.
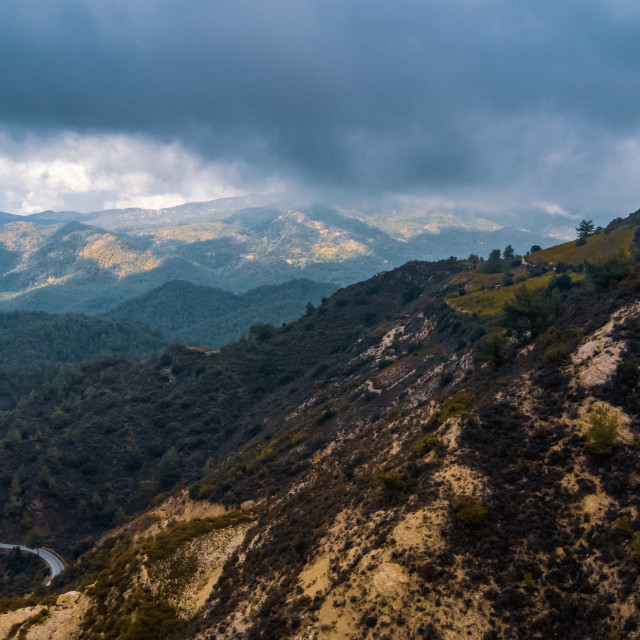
[0,130,287,214]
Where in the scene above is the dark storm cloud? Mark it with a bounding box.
[1,0,640,205]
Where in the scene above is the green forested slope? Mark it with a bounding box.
[0,312,167,409]
[103,279,338,347]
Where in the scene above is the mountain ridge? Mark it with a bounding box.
[103,278,338,348]
[0,204,552,317]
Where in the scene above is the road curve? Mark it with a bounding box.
[0,543,65,586]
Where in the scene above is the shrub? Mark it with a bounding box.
[607,626,623,640]
[139,512,251,564]
[614,516,634,539]
[6,607,50,639]
[364,311,377,326]
[451,494,486,528]
[585,258,635,291]
[249,323,276,341]
[503,283,563,338]
[157,447,179,488]
[51,407,70,429]
[547,273,572,292]
[440,392,475,422]
[543,343,567,365]
[585,405,618,455]
[632,532,640,562]
[413,433,442,456]
[522,572,536,590]
[477,332,510,367]
[121,599,184,640]
[440,371,454,387]
[373,469,404,492]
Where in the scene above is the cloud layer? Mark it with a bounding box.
[0,131,284,213]
[1,0,639,219]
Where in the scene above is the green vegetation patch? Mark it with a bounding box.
[72,512,250,639]
[530,227,635,266]
[614,515,634,539]
[633,532,640,562]
[0,594,56,616]
[451,494,487,528]
[372,468,404,491]
[445,273,583,316]
[119,598,184,640]
[139,511,251,564]
[585,404,619,455]
[522,572,536,591]
[413,432,442,456]
[439,391,475,423]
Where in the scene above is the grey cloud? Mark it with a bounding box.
[1,0,640,216]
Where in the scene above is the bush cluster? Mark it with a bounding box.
[450,494,487,528]
[585,405,619,455]
[413,433,442,457]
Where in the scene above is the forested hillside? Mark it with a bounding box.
[103,279,337,348]
[0,312,167,409]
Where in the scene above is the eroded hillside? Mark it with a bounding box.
[190,289,640,640]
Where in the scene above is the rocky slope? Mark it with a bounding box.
[188,284,640,640]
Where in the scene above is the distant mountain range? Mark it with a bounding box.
[0,198,554,346]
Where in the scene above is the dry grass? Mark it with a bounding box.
[530,227,635,265]
[445,273,583,316]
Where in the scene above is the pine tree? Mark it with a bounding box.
[576,219,595,240]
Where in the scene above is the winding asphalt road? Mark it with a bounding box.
[0,543,65,586]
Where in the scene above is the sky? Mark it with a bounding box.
[1,0,639,233]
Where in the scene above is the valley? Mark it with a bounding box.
[0,207,638,639]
